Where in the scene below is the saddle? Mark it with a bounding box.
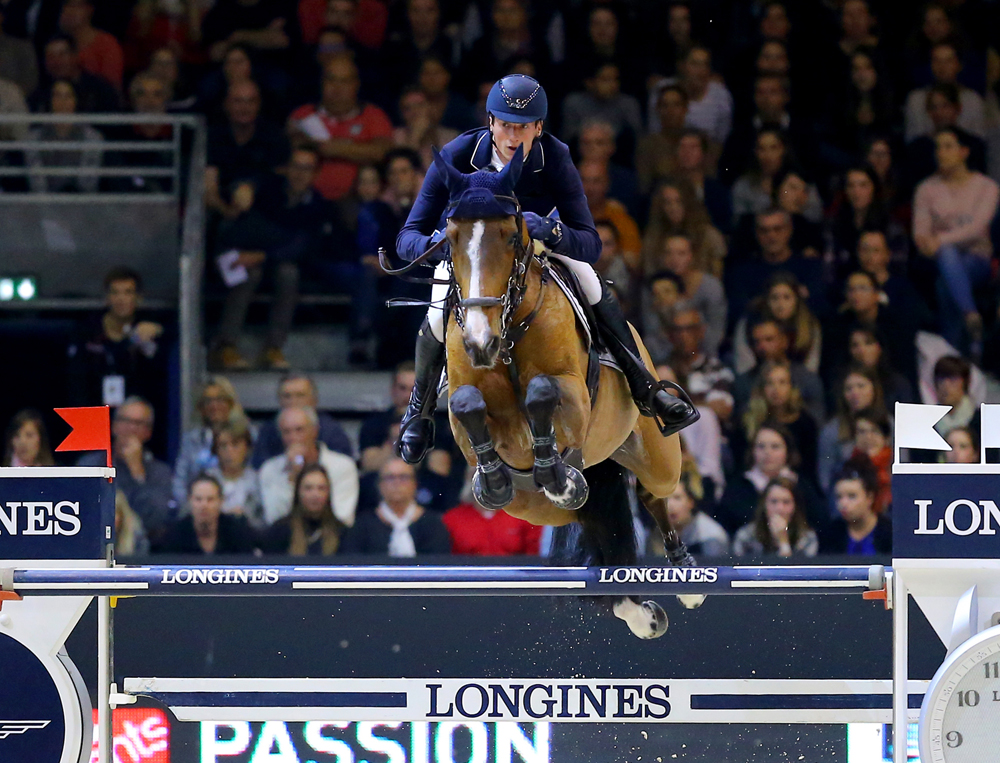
[544,257,619,410]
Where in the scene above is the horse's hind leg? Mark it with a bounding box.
[636,483,706,611]
[449,385,513,509]
[557,460,667,639]
[524,375,588,510]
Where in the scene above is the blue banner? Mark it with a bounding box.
[892,470,1000,558]
[0,473,114,560]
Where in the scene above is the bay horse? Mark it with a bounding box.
[427,148,703,638]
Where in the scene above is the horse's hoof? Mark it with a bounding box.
[473,467,513,509]
[613,598,668,639]
[542,466,589,510]
[677,593,707,610]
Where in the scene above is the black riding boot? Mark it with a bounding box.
[396,317,447,464]
[592,282,700,436]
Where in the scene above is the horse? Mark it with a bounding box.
[418,147,704,638]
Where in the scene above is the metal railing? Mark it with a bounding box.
[0,112,206,429]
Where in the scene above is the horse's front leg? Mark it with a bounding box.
[449,385,514,509]
[524,375,589,510]
[636,482,706,611]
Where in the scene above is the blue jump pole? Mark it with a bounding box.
[5,564,887,598]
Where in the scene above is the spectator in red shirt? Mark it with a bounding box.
[59,0,123,91]
[442,472,542,556]
[287,55,393,200]
[123,0,206,74]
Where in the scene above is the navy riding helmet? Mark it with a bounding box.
[486,74,548,124]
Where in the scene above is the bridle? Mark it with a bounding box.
[378,190,548,367]
[446,194,545,365]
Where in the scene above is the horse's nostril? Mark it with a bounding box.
[487,335,501,355]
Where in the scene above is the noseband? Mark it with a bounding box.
[446,194,543,365]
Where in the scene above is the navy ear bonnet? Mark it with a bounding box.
[433,145,525,219]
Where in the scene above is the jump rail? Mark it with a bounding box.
[2,563,889,599]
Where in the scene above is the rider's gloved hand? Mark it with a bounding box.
[523,212,563,248]
[428,229,449,260]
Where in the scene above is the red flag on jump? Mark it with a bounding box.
[54,406,112,468]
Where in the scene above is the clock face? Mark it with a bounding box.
[921,629,1000,763]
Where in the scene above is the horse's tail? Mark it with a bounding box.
[549,459,637,568]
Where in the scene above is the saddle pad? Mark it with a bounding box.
[545,259,620,372]
[545,261,593,348]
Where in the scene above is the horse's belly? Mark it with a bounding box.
[581,365,637,466]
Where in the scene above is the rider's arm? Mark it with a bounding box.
[396,157,450,262]
[545,141,601,265]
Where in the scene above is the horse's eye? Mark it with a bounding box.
[508,233,520,246]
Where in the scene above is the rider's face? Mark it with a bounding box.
[490,117,542,164]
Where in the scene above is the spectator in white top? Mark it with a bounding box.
[650,46,733,146]
[258,406,358,527]
[913,126,1000,353]
[904,42,986,142]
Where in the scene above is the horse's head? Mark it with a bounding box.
[434,145,529,369]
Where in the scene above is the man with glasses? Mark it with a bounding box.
[340,457,451,555]
[78,396,175,544]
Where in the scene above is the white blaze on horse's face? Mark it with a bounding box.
[463,220,494,359]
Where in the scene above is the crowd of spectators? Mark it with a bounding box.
[6,0,1000,558]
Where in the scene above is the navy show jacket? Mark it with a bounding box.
[396,128,601,265]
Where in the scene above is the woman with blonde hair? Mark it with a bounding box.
[266,464,344,556]
[115,490,149,556]
[742,360,818,479]
[642,177,727,278]
[733,272,823,373]
[3,409,56,467]
[172,375,250,503]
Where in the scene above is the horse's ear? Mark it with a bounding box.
[432,147,466,195]
[499,143,524,191]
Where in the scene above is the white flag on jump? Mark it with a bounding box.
[979,404,1000,449]
[894,403,952,451]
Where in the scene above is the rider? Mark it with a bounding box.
[394,74,698,464]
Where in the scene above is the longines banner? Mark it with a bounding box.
[892,402,1000,559]
[0,470,114,560]
[892,469,1000,557]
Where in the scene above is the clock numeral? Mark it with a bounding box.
[957,690,980,707]
[986,661,1000,679]
[946,731,964,748]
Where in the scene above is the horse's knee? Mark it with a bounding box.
[525,374,560,420]
[449,384,486,418]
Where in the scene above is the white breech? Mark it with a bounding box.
[548,253,603,304]
[426,255,603,343]
[428,261,451,342]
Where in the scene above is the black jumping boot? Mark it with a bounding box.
[592,282,700,436]
[396,317,447,464]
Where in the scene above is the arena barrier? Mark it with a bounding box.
[3,403,1000,763]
